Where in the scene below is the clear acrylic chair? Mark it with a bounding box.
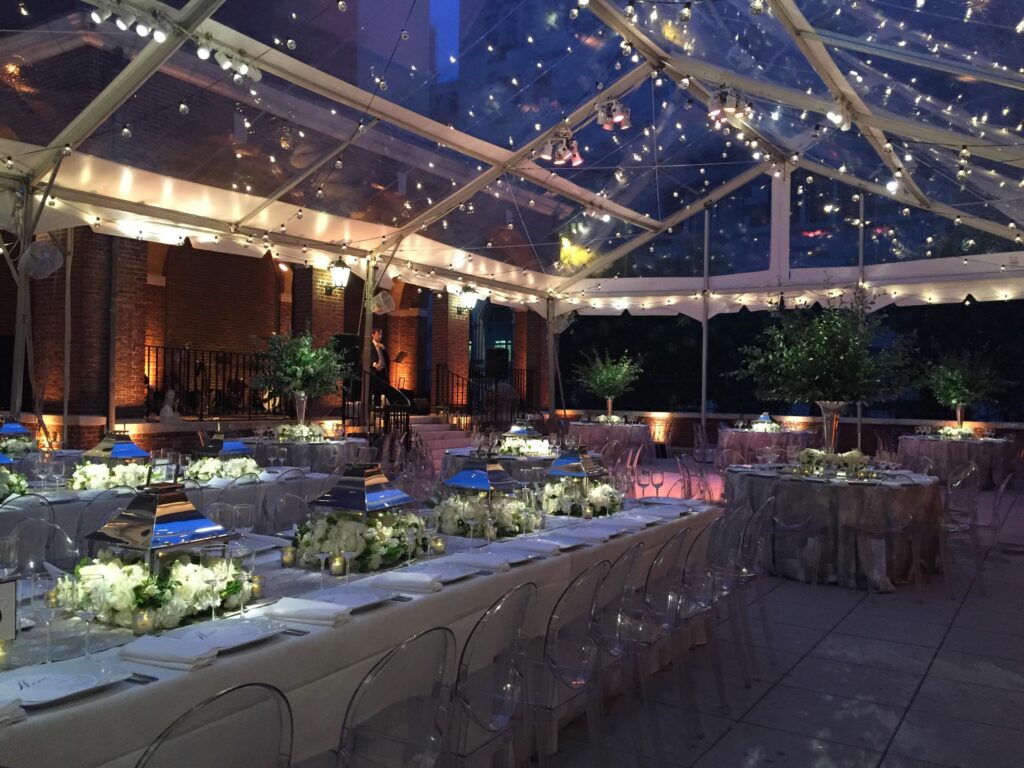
[76,485,140,545]
[135,682,293,767]
[261,469,308,533]
[907,455,936,476]
[526,560,610,767]
[0,514,78,575]
[445,583,536,768]
[271,493,310,536]
[841,481,923,598]
[336,626,455,768]
[940,461,984,596]
[213,472,263,508]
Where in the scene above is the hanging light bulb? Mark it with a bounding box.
[956,164,968,181]
[885,177,899,193]
[178,100,189,115]
[750,0,765,15]
[959,145,971,163]
[678,2,692,23]
[337,0,347,9]
[121,124,132,139]
[624,2,636,19]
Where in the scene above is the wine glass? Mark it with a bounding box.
[199,545,228,622]
[36,459,53,491]
[637,468,651,499]
[228,544,253,616]
[72,573,103,660]
[32,573,60,664]
[233,504,256,543]
[405,526,418,568]
[341,547,357,584]
[651,470,664,498]
[316,550,331,590]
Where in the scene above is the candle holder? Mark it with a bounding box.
[250,574,265,600]
[329,556,346,577]
[430,535,447,555]
[280,546,297,568]
[132,610,156,635]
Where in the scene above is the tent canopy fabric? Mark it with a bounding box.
[1,0,1023,316]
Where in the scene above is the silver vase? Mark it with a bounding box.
[816,400,847,453]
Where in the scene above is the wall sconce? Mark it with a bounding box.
[325,260,351,296]
[456,287,481,315]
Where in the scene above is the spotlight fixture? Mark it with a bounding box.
[569,140,584,167]
[596,99,630,130]
[214,50,232,70]
[552,138,572,165]
[708,89,729,119]
[135,15,152,37]
[114,12,137,31]
[538,139,555,161]
[195,38,212,59]
[90,2,112,24]
[959,145,971,163]
[151,19,169,43]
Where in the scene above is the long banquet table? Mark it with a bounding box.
[0,501,718,767]
[725,466,942,591]
[897,434,1013,489]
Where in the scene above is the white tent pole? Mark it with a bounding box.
[9,183,32,419]
[63,228,74,448]
[361,255,377,430]
[546,298,556,426]
[857,194,865,451]
[701,207,711,436]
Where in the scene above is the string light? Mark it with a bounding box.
[750,0,765,15]
[678,2,692,23]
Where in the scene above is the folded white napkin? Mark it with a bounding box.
[446,553,513,572]
[257,472,279,483]
[119,636,218,671]
[368,571,443,593]
[262,597,351,627]
[552,527,610,544]
[0,699,26,728]
[496,538,561,556]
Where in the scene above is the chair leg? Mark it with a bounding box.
[704,614,730,715]
[754,578,778,667]
[736,591,761,682]
[727,593,753,688]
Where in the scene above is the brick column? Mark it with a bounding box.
[386,309,422,392]
[291,266,346,345]
[515,309,550,410]
[431,293,470,405]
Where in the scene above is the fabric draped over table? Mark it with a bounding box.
[726,470,942,590]
[441,449,603,481]
[567,423,653,452]
[718,429,816,462]
[897,435,1013,490]
[246,439,368,473]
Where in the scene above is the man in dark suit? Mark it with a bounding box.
[371,327,389,379]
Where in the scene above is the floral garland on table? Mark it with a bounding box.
[0,467,27,502]
[69,463,151,491]
[937,426,975,440]
[542,480,622,517]
[0,437,34,458]
[494,437,552,457]
[796,448,869,472]
[54,553,251,630]
[594,414,623,424]
[431,495,541,539]
[294,512,427,573]
[184,457,260,483]
[275,423,325,442]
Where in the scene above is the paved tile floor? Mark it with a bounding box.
[551,481,1024,768]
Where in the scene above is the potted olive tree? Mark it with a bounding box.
[574,350,643,419]
[251,332,350,424]
[737,288,913,452]
[926,353,1001,428]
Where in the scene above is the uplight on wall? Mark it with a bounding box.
[325,260,351,295]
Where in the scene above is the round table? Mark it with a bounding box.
[898,435,1013,489]
[442,448,603,482]
[246,439,368,473]
[718,428,815,463]
[568,422,652,453]
[725,466,942,591]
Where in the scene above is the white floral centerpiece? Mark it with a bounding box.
[594,414,623,424]
[0,437,34,458]
[796,448,839,469]
[839,449,869,472]
[543,479,622,517]
[750,421,782,433]
[55,552,251,630]
[937,425,974,440]
[276,423,325,442]
[294,511,426,572]
[69,463,152,491]
[495,437,553,457]
[0,467,28,502]
[432,495,541,539]
[184,456,259,483]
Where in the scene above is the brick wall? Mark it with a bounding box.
[514,309,549,409]
[386,310,422,391]
[431,293,470,404]
[161,244,282,352]
[291,266,347,345]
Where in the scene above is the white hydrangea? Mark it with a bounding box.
[69,463,113,490]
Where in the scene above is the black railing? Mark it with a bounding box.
[433,363,538,427]
[333,369,411,436]
[145,345,287,420]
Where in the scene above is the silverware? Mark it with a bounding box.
[282,627,309,636]
[126,673,158,685]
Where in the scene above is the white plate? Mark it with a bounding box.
[0,662,131,708]
[618,513,662,527]
[317,587,400,613]
[405,562,479,584]
[167,618,287,653]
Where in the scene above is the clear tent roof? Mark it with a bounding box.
[0,0,1022,314]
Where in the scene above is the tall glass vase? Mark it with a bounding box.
[293,391,308,425]
[955,403,966,428]
[816,400,847,454]
[606,398,614,417]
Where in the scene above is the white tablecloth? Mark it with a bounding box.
[568,423,653,452]
[719,429,815,463]
[0,502,718,767]
[897,435,1013,489]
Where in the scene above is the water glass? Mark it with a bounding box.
[317,551,331,590]
[72,573,103,660]
[233,504,256,540]
[32,573,59,663]
[199,545,228,621]
[0,536,16,580]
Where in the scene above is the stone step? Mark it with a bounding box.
[409,414,443,425]
[418,433,471,449]
[410,422,454,433]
